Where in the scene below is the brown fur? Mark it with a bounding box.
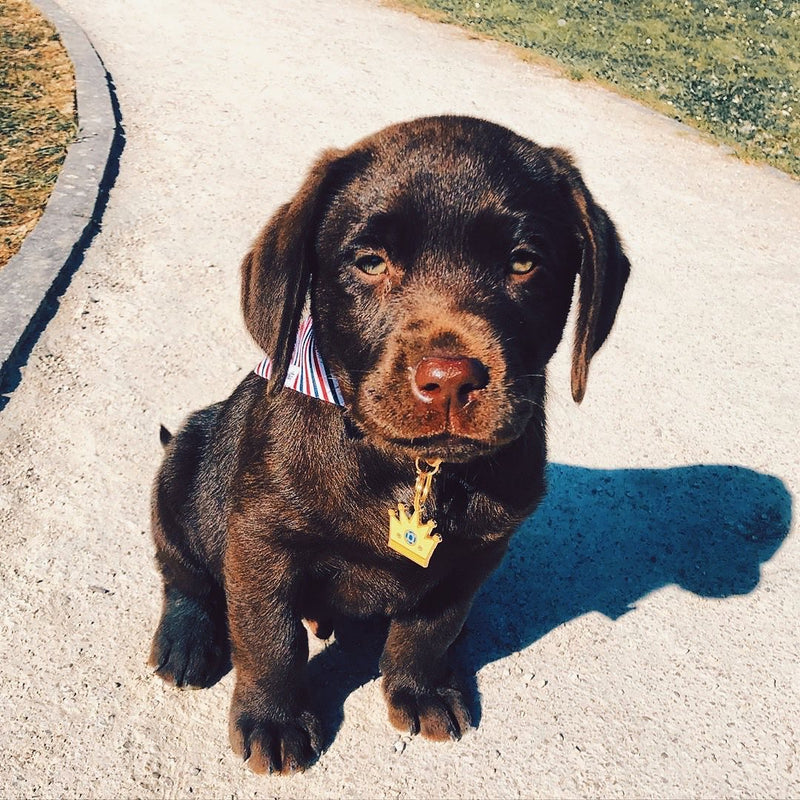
[149,116,630,774]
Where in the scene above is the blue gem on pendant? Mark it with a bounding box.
[404,530,417,545]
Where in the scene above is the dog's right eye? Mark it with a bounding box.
[355,254,388,276]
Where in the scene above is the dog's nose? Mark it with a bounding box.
[412,356,489,410]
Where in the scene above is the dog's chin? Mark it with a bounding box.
[385,433,511,464]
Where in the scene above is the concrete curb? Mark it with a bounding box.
[0,0,119,395]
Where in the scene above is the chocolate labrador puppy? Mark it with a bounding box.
[149,116,630,774]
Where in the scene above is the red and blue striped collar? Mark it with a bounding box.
[254,316,345,406]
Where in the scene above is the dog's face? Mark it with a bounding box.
[242,117,629,463]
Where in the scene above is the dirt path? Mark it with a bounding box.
[1,0,798,797]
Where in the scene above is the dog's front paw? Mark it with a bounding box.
[384,679,472,742]
[229,703,322,775]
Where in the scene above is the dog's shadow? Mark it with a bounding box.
[306,463,792,745]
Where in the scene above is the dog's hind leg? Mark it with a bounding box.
[149,575,231,689]
[304,617,334,641]
[149,512,232,688]
[149,411,232,688]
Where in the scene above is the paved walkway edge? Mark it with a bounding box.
[0,0,119,394]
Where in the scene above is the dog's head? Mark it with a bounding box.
[242,116,629,463]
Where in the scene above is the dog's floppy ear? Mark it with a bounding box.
[241,148,347,392]
[546,148,631,403]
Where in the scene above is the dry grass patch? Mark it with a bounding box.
[0,0,76,268]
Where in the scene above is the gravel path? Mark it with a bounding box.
[1,1,798,797]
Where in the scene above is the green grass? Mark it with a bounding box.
[396,0,799,176]
[0,0,76,267]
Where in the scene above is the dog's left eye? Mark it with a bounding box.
[355,254,388,276]
[509,250,540,276]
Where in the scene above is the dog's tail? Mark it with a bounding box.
[159,425,173,448]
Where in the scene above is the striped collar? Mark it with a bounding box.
[254,316,345,406]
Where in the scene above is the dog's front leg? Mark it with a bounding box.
[380,546,506,742]
[224,526,321,775]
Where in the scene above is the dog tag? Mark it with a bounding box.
[388,503,442,568]
[388,459,442,568]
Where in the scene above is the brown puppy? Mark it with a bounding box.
[149,116,630,774]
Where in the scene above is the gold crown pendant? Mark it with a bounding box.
[388,458,442,568]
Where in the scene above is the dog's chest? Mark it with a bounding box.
[307,555,427,617]
[301,480,515,619]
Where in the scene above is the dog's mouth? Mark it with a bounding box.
[349,391,532,464]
